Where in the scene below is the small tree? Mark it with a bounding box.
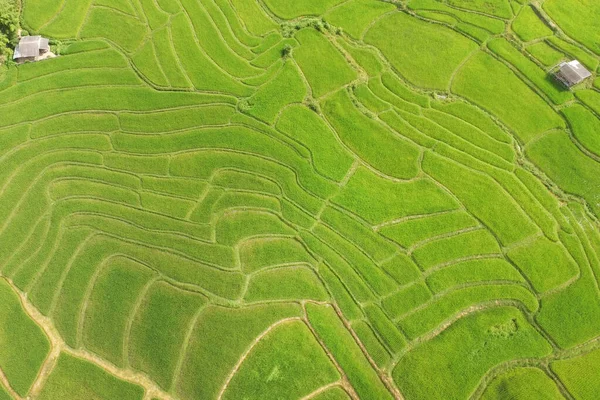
[281,44,292,58]
[0,0,19,57]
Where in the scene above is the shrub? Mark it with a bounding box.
[0,0,18,58]
[281,43,292,58]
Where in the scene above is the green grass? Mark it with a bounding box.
[526,130,600,217]
[333,166,458,224]
[169,13,252,96]
[216,210,296,245]
[365,11,478,90]
[229,0,278,36]
[399,284,539,339]
[37,0,94,38]
[245,61,306,123]
[431,100,512,144]
[307,303,394,399]
[176,304,302,399]
[312,386,351,400]
[324,0,396,39]
[448,0,512,18]
[380,211,478,247]
[22,0,63,31]
[321,206,397,262]
[368,77,421,115]
[423,108,515,161]
[563,104,600,157]
[223,320,339,399]
[318,262,364,320]
[552,347,600,399]
[152,27,193,88]
[244,266,329,302]
[536,226,600,348]
[119,105,235,133]
[364,304,407,353]
[487,38,573,105]
[132,41,169,86]
[30,113,119,138]
[129,281,208,389]
[294,28,357,98]
[323,90,421,179]
[544,0,600,56]
[412,229,501,270]
[313,223,398,296]
[276,104,355,181]
[353,84,391,114]
[179,0,262,78]
[547,37,599,71]
[527,41,565,67]
[512,5,553,41]
[37,353,144,400]
[394,307,552,399]
[6,2,600,397]
[338,40,384,77]
[452,51,565,142]
[262,0,345,19]
[422,151,539,245]
[409,0,506,35]
[139,0,169,29]
[352,321,391,368]
[481,367,563,400]
[426,258,524,293]
[80,8,148,53]
[0,279,50,397]
[0,385,12,400]
[83,257,155,367]
[240,237,315,273]
[382,282,432,320]
[507,237,578,294]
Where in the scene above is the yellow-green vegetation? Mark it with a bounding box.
[2,0,600,398]
[37,353,144,400]
[552,347,600,399]
[394,307,552,399]
[512,5,553,42]
[563,104,600,156]
[527,41,565,67]
[544,0,600,56]
[487,38,573,105]
[0,279,50,397]
[448,0,512,19]
[481,367,563,399]
[507,237,578,294]
[222,320,339,399]
[452,51,564,142]
[294,28,357,98]
[365,12,478,90]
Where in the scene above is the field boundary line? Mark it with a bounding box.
[3,277,176,400]
[215,317,301,399]
[0,366,23,400]
[300,382,345,400]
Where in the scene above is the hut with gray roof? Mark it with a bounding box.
[554,60,592,88]
[13,36,50,63]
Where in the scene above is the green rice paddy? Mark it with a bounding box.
[1,0,599,398]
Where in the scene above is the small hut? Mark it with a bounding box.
[554,60,592,88]
[13,36,50,63]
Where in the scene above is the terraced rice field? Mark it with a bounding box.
[1,0,600,399]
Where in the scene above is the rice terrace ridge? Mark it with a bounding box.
[0,0,599,399]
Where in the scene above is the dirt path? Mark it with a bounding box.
[0,366,23,400]
[5,278,175,400]
[215,317,301,400]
